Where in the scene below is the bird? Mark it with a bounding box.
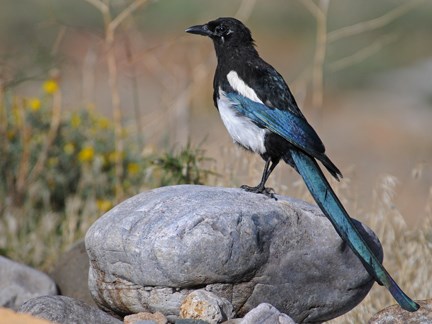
[185,17,419,312]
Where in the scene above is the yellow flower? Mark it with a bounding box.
[127,162,140,175]
[29,98,41,111]
[97,117,110,129]
[64,143,75,155]
[7,130,16,140]
[108,151,124,163]
[43,79,59,94]
[78,146,95,162]
[48,157,59,167]
[96,199,113,212]
[71,113,81,128]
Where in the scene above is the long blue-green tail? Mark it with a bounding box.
[290,149,419,312]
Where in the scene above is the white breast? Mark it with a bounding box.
[217,89,267,155]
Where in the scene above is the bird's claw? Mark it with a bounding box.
[240,184,277,200]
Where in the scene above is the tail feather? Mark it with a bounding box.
[319,153,343,181]
[290,149,419,312]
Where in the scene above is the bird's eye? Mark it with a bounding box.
[215,25,227,34]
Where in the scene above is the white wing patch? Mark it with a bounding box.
[227,71,263,104]
[217,89,267,155]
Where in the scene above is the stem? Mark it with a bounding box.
[28,90,62,184]
[312,0,329,112]
[297,0,330,113]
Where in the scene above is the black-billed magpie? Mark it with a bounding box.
[186,17,419,312]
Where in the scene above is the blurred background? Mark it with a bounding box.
[1,0,431,320]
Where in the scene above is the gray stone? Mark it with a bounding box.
[0,256,58,310]
[50,240,95,306]
[369,299,431,323]
[19,295,122,324]
[175,320,210,324]
[239,303,296,324]
[85,185,383,323]
[179,290,234,323]
[221,320,242,324]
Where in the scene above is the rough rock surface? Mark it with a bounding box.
[19,295,122,324]
[0,256,58,310]
[238,303,295,324]
[369,299,431,323]
[85,185,383,323]
[50,240,95,306]
[180,290,234,323]
[124,311,168,324]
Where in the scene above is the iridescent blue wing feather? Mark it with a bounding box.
[225,92,325,157]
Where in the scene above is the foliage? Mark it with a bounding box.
[0,80,214,269]
[152,141,216,187]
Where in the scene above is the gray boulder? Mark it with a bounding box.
[50,240,95,306]
[19,295,122,324]
[0,256,57,310]
[85,185,383,323]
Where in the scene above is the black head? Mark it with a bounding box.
[186,17,254,49]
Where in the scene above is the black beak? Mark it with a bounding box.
[185,24,212,37]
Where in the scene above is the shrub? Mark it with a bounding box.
[0,80,214,269]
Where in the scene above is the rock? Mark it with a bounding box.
[369,299,432,323]
[0,256,58,310]
[221,320,242,324]
[0,307,54,324]
[239,303,296,324]
[19,295,122,324]
[175,320,210,324]
[50,240,95,306]
[85,185,383,323]
[180,290,234,323]
[124,311,168,324]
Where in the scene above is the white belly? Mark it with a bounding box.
[217,91,267,155]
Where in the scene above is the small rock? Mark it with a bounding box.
[124,311,168,324]
[175,320,210,324]
[0,307,53,324]
[369,299,432,323]
[19,295,122,324]
[0,256,57,310]
[50,240,95,306]
[180,290,234,323]
[239,303,296,324]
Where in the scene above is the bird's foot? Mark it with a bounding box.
[240,184,277,200]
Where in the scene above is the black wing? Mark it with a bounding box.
[242,58,305,118]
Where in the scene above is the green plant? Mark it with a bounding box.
[152,141,217,187]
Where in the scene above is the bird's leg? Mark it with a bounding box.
[241,158,279,198]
